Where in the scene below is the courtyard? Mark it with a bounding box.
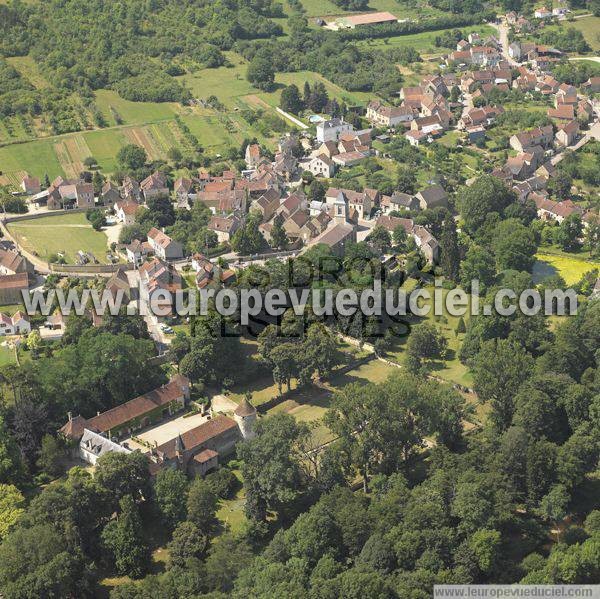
[122,410,210,452]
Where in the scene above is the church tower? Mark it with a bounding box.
[333,191,349,224]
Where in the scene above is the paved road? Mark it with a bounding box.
[125,269,170,350]
[551,118,600,165]
[490,20,519,67]
[276,107,309,130]
[0,218,51,274]
[569,56,600,64]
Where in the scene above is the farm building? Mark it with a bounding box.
[329,11,398,30]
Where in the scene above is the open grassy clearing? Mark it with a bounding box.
[181,53,370,110]
[563,16,600,53]
[6,55,50,89]
[178,57,254,109]
[84,128,129,174]
[0,344,16,367]
[397,60,439,86]
[534,248,600,285]
[215,469,247,534]
[357,24,495,53]
[300,0,446,19]
[386,286,473,388]
[0,138,65,183]
[265,358,403,444]
[94,89,180,127]
[8,212,110,264]
[300,0,346,17]
[259,70,372,108]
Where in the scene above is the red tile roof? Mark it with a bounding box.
[155,415,238,460]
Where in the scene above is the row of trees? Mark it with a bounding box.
[280,81,332,115]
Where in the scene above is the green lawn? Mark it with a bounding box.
[264,358,402,445]
[261,71,371,108]
[180,55,370,112]
[298,0,446,18]
[84,128,130,174]
[438,130,464,148]
[386,286,473,388]
[0,344,16,367]
[8,212,110,264]
[534,248,600,286]
[178,57,255,109]
[358,24,495,54]
[215,469,247,533]
[566,16,600,53]
[94,90,179,127]
[300,0,346,17]
[0,138,66,183]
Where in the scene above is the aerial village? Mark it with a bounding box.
[0,2,599,593]
[0,7,599,473]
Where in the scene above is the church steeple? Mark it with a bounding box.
[175,433,184,460]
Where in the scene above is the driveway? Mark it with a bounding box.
[550,120,600,165]
[569,56,600,64]
[103,222,123,246]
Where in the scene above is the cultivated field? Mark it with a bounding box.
[8,212,111,264]
[0,138,65,185]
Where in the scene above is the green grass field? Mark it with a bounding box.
[215,469,247,533]
[8,212,110,264]
[6,55,50,89]
[180,55,371,110]
[94,90,180,127]
[298,0,446,18]
[387,286,473,388]
[0,138,65,184]
[300,0,346,17]
[357,24,495,54]
[566,16,600,53]
[178,56,254,109]
[0,344,16,367]
[534,248,600,285]
[262,71,372,107]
